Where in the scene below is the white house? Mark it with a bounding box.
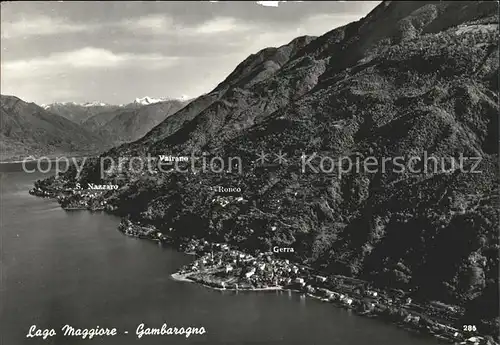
[316,275,327,283]
[245,268,256,278]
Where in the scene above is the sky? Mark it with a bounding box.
[1,1,380,105]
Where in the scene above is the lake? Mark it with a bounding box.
[0,164,441,344]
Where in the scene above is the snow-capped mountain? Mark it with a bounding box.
[1,94,108,161]
[41,102,74,110]
[41,101,109,109]
[84,97,189,143]
[41,102,119,124]
[134,96,175,106]
[82,101,109,107]
[43,96,190,109]
[40,96,191,124]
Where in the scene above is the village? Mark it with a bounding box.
[56,189,110,211]
[29,177,119,211]
[171,240,496,345]
[118,218,170,242]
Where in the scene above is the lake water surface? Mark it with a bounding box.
[0,164,441,345]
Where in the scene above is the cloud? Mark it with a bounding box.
[122,14,174,35]
[0,1,380,104]
[122,15,252,36]
[193,17,249,34]
[0,16,95,39]
[1,47,179,79]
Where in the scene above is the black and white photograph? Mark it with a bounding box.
[0,1,499,344]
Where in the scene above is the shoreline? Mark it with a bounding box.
[171,272,283,292]
[171,272,194,283]
[169,272,467,345]
[27,183,498,345]
[169,271,465,344]
[0,155,92,165]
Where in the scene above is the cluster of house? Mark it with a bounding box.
[178,242,309,289]
[29,186,56,198]
[210,195,245,208]
[30,177,118,212]
[57,189,110,211]
[117,219,169,242]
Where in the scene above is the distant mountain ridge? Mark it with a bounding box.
[42,95,190,121]
[0,94,111,161]
[134,96,189,106]
[39,96,191,146]
[41,102,121,124]
[0,94,192,161]
[83,98,190,144]
[41,101,110,109]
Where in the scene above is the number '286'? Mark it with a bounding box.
[463,325,477,332]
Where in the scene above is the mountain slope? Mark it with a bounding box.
[82,108,124,131]
[0,95,109,161]
[110,35,317,157]
[141,1,498,157]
